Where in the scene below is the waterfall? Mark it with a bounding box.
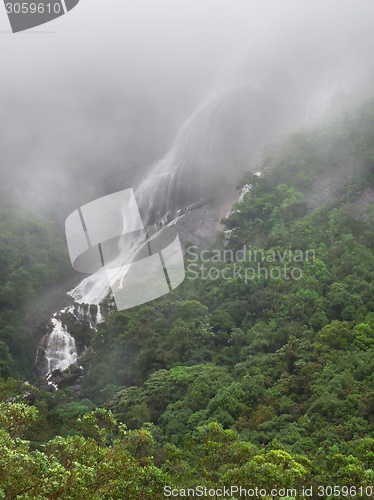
[44,317,78,374]
[76,303,103,328]
[36,76,347,382]
[135,82,255,226]
[34,303,105,381]
[68,82,255,308]
[67,77,342,309]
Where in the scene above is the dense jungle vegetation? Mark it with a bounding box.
[0,195,72,379]
[2,100,374,497]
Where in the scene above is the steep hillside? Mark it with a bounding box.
[82,99,374,457]
[3,99,374,497]
[0,196,73,379]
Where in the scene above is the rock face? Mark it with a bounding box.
[73,303,105,329]
[31,197,234,390]
[33,334,51,379]
[304,162,362,212]
[32,158,374,393]
[354,186,374,217]
[48,364,84,392]
[171,194,238,252]
[172,204,223,251]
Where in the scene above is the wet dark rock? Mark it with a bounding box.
[57,373,82,390]
[31,198,235,388]
[67,363,83,375]
[304,161,363,212]
[172,199,236,252]
[31,378,55,392]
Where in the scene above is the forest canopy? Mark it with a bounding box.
[2,100,374,497]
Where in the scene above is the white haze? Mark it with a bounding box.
[0,0,374,225]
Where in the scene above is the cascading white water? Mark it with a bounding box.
[135,82,254,226]
[44,317,78,374]
[34,303,105,380]
[68,78,347,308]
[69,83,253,307]
[39,77,349,380]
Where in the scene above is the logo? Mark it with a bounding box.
[65,189,186,311]
[4,0,79,33]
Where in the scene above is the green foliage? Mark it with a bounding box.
[80,99,374,489]
[317,321,353,350]
[0,402,170,499]
[352,323,374,350]
[0,197,72,377]
[5,100,374,494]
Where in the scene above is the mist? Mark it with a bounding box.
[1,0,374,226]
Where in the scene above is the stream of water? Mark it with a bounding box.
[35,78,343,380]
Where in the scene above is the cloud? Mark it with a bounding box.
[1,0,374,222]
